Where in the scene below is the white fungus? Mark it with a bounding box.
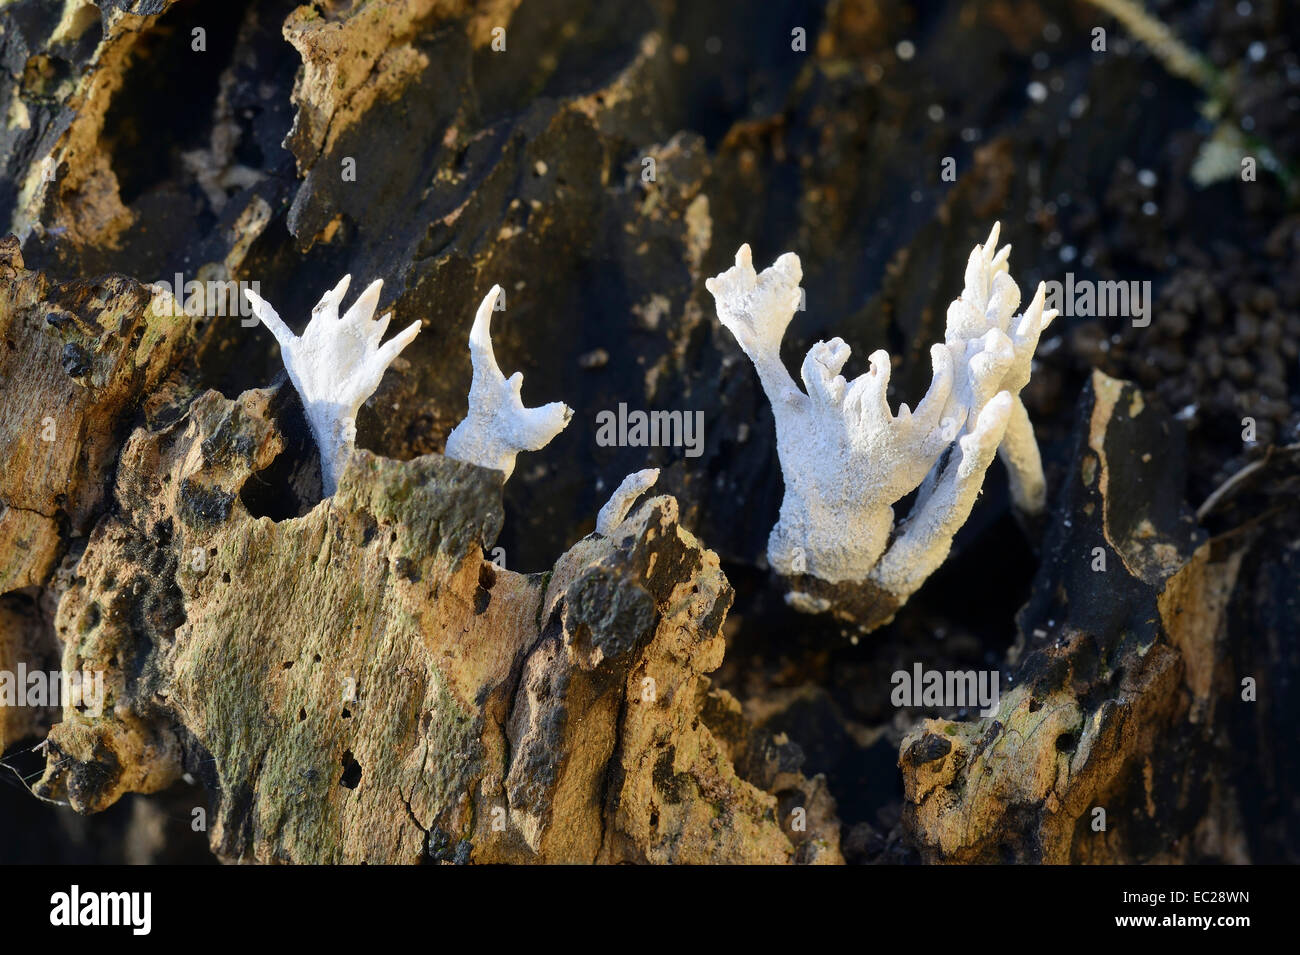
[596,469,660,536]
[245,276,421,496]
[444,285,572,480]
[706,223,1055,602]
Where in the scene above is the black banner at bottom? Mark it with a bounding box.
[3,863,1272,944]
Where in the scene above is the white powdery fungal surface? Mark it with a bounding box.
[937,222,1057,515]
[245,276,421,496]
[444,285,572,480]
[706,223,1054,596]
[596,468,660,535]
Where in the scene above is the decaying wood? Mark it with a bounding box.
[31,379,838,862]
[901,372,1250,863]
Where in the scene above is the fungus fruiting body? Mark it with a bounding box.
[444,285,573,480]
[706,223,1055,619]
[245,276,420,496]
[596,468,661,535]
[248,279,571,496]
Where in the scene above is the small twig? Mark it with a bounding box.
[1085,0,1299,199]
[1197,443,1300,522]
[1084,0,1221,94]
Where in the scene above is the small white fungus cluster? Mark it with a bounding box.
[248,280,571,495]
[250,221,1051,618]
[706,223,1055,601]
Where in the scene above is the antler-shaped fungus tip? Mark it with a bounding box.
[444,286,572,480]
[596,468,661,536]
[249,276,421,496]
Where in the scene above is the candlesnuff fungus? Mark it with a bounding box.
[938,222,1055,515]
[596,468,660,535]
[444,285,573,479]
[245,276,420,496]
[706,223,1055,618]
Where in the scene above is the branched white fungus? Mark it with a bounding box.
[936,222,1057,515]
[444,285,573,480]
[245,276,420,496]
[706,223,1055,605]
